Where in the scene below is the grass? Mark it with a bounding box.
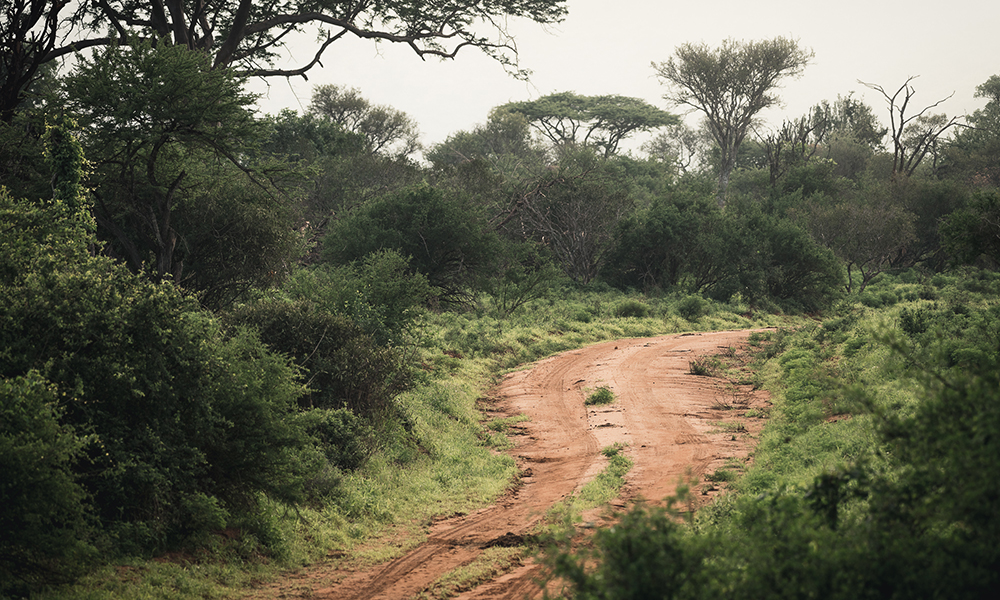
[585,385,616,406]
[574,444,634,511]
[689,355,722,376]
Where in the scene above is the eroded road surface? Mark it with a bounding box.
[247,329,770,600]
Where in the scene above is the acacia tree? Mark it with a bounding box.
[860,77,961,178]
[0,0,567,119]
[801,195,916,292]
[641,122,713,174]
[653,37,813,204]
[500,92,677,157]
[426,107,540,167]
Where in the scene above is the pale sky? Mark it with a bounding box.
[249,0,1000,158]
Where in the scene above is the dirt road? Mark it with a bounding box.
[248,329,769,600]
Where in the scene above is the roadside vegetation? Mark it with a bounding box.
[543,269,1000,599]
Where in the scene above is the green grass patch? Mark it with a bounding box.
[416,546,527,600]
[575,446,633,511]
[585,385,616,406]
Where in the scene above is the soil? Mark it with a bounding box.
[244,329,772,600]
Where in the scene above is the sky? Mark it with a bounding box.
[248,0,1000,158]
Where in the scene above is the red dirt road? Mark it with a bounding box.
[246,329,769,600]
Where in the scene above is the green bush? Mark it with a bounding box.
[0,372,96,595]
[295,407,373,472]
[1,191,317,558]
[676,294,708,321]
[613,298,651,318]
[322,183,499,303]
[224,298,412,419]
[585,386,616,406]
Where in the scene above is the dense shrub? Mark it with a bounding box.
[0,372,95,594]
[322,183,499,303]
[223,298,412,419]
[1,190,319,563]
[603,192,842,312]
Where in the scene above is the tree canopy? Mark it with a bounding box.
[0,0,568,120]
[308,84,421,158]
[500,92,677,157]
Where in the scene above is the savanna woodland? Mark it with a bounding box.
[2,1,999,598]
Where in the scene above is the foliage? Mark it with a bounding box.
[501,148,632,283]
[799,190,915,293]
[223,297,413,420]
[308,84,421,158]
[585,386,615,406]
[322,183,500,303]
[543,503,709,600]
[63,40,303,308]
[483,241,563,317]
[604,190,842,311]
[602,188,721,293]
[944,74,1000,187]
[1,185,321,563]
[426,108,543,169]
[940,189,1000,267]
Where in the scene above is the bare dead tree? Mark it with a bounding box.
[860,76,962,178]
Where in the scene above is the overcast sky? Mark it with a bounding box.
[249,0,1000,157]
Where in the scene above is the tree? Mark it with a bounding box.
[63,40,303,308]
[641,122,713,174]
[0,0,567,120]
[943,75,1000,188]
[0,0,63,123]
[500,148,632,283]
[860,77,962,178]
[653,37,813,204]
[0,124,321,560]
[500,92,677,157]
[426,107,541,168]
[940,190,1000,268]
[810,93,886,151]
[322,184,500,303]
[308,84,421,158]
[800,194,916,292]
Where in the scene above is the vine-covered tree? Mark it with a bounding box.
[653,37,813,204]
